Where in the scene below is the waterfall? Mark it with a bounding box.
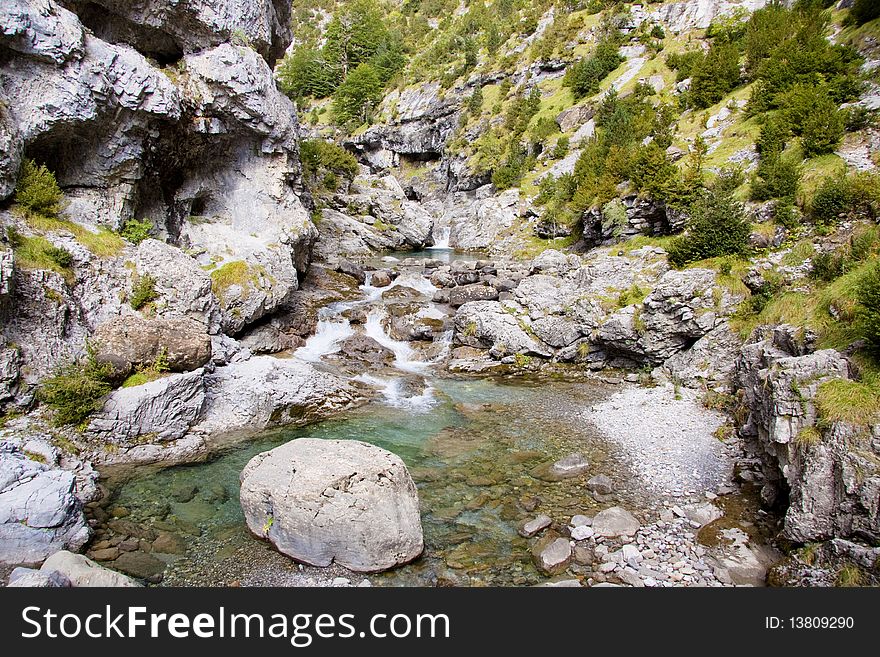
[428,226,452,250]
[293,302,355,362]
[364,309,428,373]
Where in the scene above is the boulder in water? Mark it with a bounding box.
[240,438,424,572]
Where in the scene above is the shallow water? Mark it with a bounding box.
[106,375,642,586]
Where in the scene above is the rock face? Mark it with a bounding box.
[346,81,463,167]
[0,439,95,566]
[86,369,206,444]
[240,438,423,572]
[0,0,313,360]
[193,357,362,436]
[735,326,880,543]
[454,301,552,358]
[93,316,212,376]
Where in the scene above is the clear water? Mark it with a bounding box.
[106,376,632,587]
[364,249,486,266]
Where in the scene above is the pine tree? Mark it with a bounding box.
[332,63,383,126]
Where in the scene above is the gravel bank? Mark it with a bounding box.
[586,384,736,499]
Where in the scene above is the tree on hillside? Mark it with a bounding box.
[332,63,383,126]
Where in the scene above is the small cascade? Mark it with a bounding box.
[428,226,452,250]
[364,309,428,373]
[352,373,436,411]
[293,302,355,362]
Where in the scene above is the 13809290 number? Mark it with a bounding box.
[789,617,854,629]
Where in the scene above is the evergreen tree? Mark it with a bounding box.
[332,63,383,126]
[690,41,741,108]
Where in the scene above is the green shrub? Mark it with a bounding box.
[849,0,880,25]
[45,246,73,269]
[858,262,880,354]
[14,159,63,218]
[299,139,359,193]
[563,32,622,100]
[551,136,570,160]
[130,274,158,310]
[810,251,847,282]
[801,95,845,157]
[40,347,113,426]
[690,41,741,109]
[666,50,704,82]
[119,218,154,245]
[810,175,851,224]
[667,176,751,267]
[756,116,790,158]
[332,62,383,126]
[751,155,800,201]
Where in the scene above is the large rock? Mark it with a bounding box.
[735,326,879,543]
[450,188,519,250]
[135,239,221,332]
[40,550,141,587]
[240,438,423,572]
[532,534,572,576]
[0,445,93,566]
[454,301,552,359]
[94,316,212,376]
[598,268,732,364]
[449,284,499,308]
[86,368,206,444]
[193,357,361,436]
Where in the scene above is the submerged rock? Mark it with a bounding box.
[530,453,590,482]
[239,438,424,572]
[592,507,641,538]
[518,514,552,538]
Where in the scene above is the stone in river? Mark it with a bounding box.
[532,534,572,576]
[592,506,641,538]
[586,474,614,495]
[530,453,590,482]
[518,514,552,538]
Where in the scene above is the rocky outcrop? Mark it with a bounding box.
[449,188,519,251]
[582,195,687,247]
[454,301,552,359]
[0,248,13,298]
[239,438,423,572]
[67,0,292,66]
[0,436,97,566]
[134,239,221,333]
[0,0,313,349]
[86,368,206,444]
[193,357,362,437]
[599,268,733,364]
[346,82,464,168]
[93,316,212,376]
[316,175,434,262]
[736,325,880,543]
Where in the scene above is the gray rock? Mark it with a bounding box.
[93,316,212,376]
[0,447,93,566]
[40,550,140,587]
[519,514,552,538]
[240,439,423,572]
[454,301,551,359]
[592,507,641,538]
[7,567,71,587]
[194,356,361,437]
[449,284,499,308]
[532,535,572,576]
[532,453,590,482]
[87,369,206,444]
[586,474,614,495]
[135,240,221,333]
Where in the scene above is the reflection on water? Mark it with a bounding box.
[108,377,631,586]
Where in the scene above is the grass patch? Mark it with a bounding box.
[130,274,159,310]
[24,214,125,257]
[815,378,880,428]
[7,229,73,280]
[210,260,260,305]
[834,563,864,587]
[795,426,822,448]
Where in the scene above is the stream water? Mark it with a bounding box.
[100,254,673,585]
